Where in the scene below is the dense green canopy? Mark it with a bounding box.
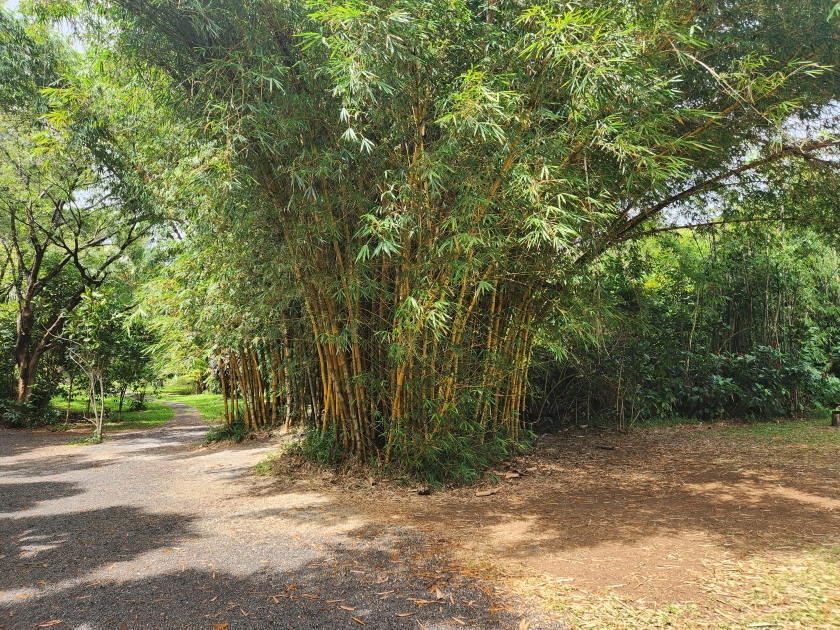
[1,1,839,480]
[0,7,160,407]
[92,0,840,478]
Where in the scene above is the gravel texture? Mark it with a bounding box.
[0,404,561,629]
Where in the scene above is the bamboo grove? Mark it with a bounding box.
[109,0,840,476]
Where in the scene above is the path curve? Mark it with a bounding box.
[0,404,554,629]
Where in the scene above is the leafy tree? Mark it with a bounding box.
[531,215,840,427]
[104,0,840,479]
[63,288,127,440]
[0,8,159,404]
[110,319,157,419]
[0,303,17,400]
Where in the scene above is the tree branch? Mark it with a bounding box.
[577,138,840,265]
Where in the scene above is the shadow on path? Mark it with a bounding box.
[0,481,83,514]
[0,503,198,592]
[2,525,527,630]
[0,407,560,629]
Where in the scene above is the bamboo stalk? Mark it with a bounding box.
[219,351,230,424]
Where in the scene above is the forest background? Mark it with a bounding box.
[2,0,840,483]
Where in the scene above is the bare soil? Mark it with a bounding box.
[268,420,840,627]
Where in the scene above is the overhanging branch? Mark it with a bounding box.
[576,138,840,265]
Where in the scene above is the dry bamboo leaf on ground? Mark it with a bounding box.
[490,602,514,614]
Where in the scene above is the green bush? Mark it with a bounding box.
[528,227,840,428]
[204,418,247,444]
[295,423,519,486]
[126,398,147,412]
[391,426,518,486]
[296,426,344,467]
[0,399,25,428]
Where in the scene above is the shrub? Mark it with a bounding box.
[127,398,147,412]
[0,399,25,428]
[296,426,343,467]
[293,422,519,486]
[204,418,247,444]
[386,423,519,486]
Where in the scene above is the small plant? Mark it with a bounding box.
[204,418,247,444]
[0,399,26,428]
[40,404,64,426]
[296,426,343,466]
[68,434,103,445]
[126,398,147,412]
[254,452,278,475]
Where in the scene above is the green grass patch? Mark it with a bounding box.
[255,452,278,475]
[103,402,174,430]
[156,382,194,396]
[67,434,103,446]
[716,410,840,446]
[154,392,225,422]
[204,418,247,444]
[50,395,174,431]
[624,410,838,446]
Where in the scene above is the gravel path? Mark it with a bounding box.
[0,404,558,629]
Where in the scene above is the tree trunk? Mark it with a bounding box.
[66,372,74,423]
[15,360,37,405]
[92,370,106,440]
[118,388,126,421]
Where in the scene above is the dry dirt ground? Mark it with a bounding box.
[269,420,840,629]
[342,422,840,628]
[3,408,840,629]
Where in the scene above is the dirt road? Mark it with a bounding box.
[0,404,551,630]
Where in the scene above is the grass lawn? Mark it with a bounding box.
[152,391,226,423]
[156,382,196,396]
[50,395,174,431]
[717,407,839,445]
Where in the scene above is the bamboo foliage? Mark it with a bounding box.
[217,337,314,430]
[112,0,840,477]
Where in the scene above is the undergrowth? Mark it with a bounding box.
[295,426,343,466]
[67,434,103,445]
[254,452,278,475]
[204,418,247,444]
[292,424,523,486]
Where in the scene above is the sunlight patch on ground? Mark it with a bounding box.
[686,479,840,511]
